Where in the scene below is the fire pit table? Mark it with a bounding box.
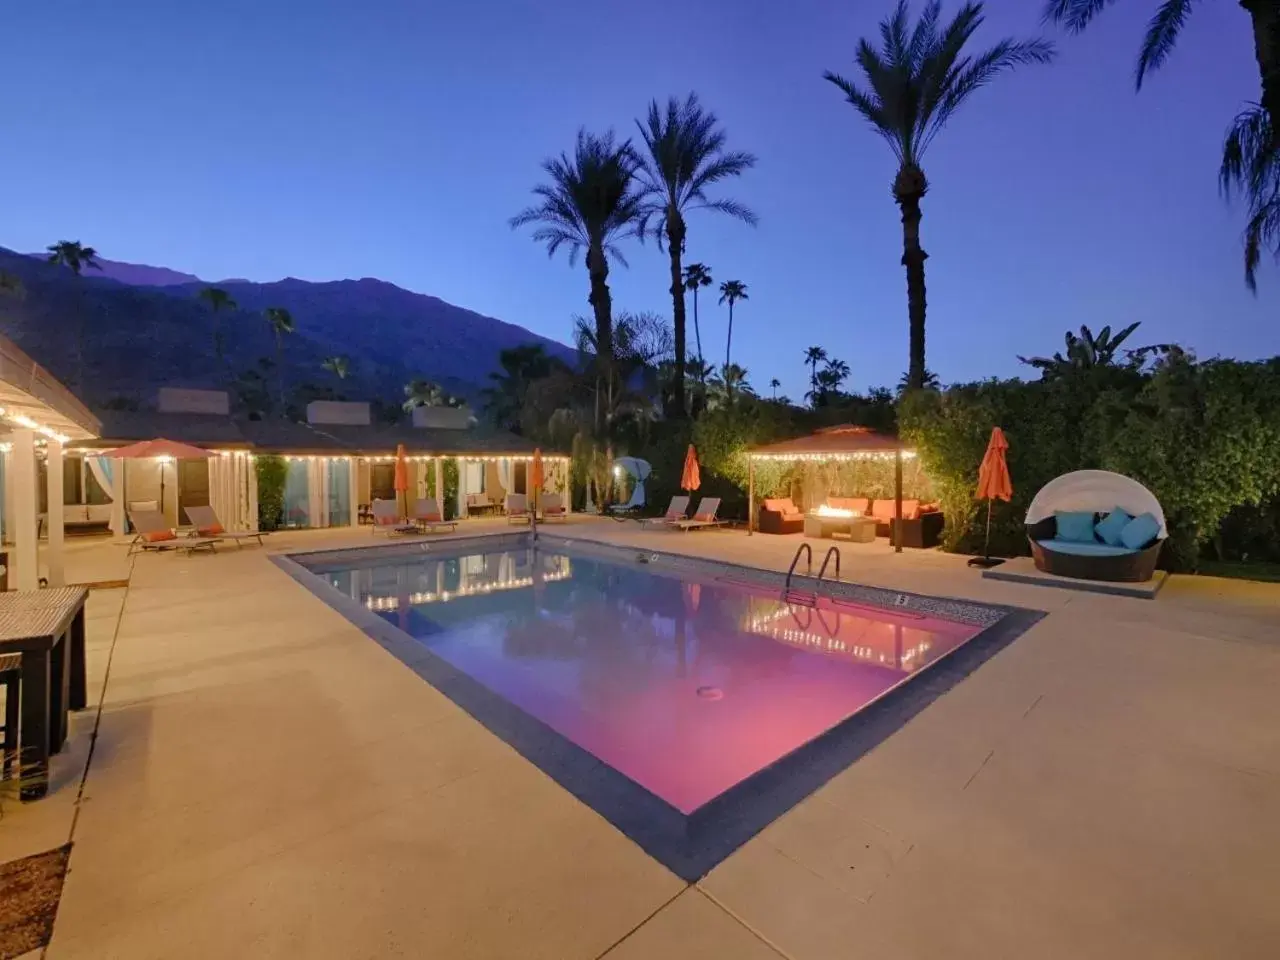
[803,511,877,542]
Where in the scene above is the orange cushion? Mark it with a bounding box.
[420,513,443,523]
[144,530,176,543]
[828,497,869,514]
[871,499,921,521]
[198,523,224,536]
[763,498,797,513]
[693,512,715,522]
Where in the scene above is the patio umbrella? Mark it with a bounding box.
[394,444,409,518]
[110,438,212,522]
[681,444,701,494]
[969,427,1012,569]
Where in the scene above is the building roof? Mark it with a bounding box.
[0,333,101,440]
[748,424,911,460]
[75,409,564,458]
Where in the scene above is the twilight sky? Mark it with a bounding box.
[3,0,1274,398]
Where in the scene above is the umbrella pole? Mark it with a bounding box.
[968,497,1006,569]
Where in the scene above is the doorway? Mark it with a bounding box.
[177,458,210,525]
[370,463,396,501]
[513,461,528,495]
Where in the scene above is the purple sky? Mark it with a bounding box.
[3,0,1273,398]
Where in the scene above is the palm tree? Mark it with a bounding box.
[804,345,828,403]
[718,279,748,369]
[46,240,103,388]
[1018,322,1168,377]
[403,379,452,411]
[682,262,714,374]
[825,357,851,390]
[635,94,757,417]
[510,129,644,427]
[322,355,350,380]
[482,344,556,432]
[198,286,238,378]
[825,1,1053,390]
[263,307,295,415]
[769,377,781,399]
[1044,1,1280,143]
[1222,105,1280,290]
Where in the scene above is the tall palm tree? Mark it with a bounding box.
[46,240,102,388]
[804,345,828,402]
[1044,1,1280,142]
[1222,105,1280,289]
[322,355,350,380]
[635,94,757,417]
[510,129,644,428]
[825,1,1054,390]
[769,377,781,399]
[198,286,238,378]
[825,357,852,390]
[682,262,714,373]
[263,307,295,415]
[718,279,748,369]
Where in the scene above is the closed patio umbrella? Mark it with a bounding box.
[110,438,212,523]
[681,445,701,494]
[969,427,1012,569]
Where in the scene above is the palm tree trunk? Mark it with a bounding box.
[895,165,929,390]
[725,303,734,371]
[692,289,704,370]
[666,214,687,418]
[1242,0,1280,144]
[585,243,613,436]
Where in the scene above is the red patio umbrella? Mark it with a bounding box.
[394,444,409,518]
[969,427,1012,569]
[680,444,701,494]
[110,438,212,521]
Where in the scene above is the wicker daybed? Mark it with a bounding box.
[1025,470,1166,583]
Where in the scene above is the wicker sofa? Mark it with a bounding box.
[827,496,945,548]
[758,497,805,534]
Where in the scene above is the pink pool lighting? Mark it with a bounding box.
[332,551,983,815]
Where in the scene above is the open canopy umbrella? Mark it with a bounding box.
[110,438,213,522]
[970,427,1012,568]
[681,445,701,493]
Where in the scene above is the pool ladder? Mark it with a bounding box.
[783,543,841,607]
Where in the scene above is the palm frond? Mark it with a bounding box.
[1042,0,1115,32]
[1220,105,1280,291]
[1135,0,1198,88]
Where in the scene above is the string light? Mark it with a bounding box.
[748,450,917,462]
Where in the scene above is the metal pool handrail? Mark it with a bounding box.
[785,543,813,592]
[817,546,841,583]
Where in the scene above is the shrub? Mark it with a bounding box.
[255,454,287,531]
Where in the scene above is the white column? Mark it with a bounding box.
[45,439,66,587]
[2,447,13,544]
[455,457,465,520]
[110,457,126,536]
[348,458,360,528]
[247,456,259,531]
[12,430,38,591]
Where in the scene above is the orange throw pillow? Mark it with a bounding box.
[144,530,176,543]
[198,523,224,536]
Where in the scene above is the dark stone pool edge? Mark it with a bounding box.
[271,546,1045,882]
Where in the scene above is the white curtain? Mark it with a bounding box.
[498,458,512,500]
[308,458,330,528]
[209,456,234,529]
[86,456,114,500]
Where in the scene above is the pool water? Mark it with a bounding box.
[319,546,982,814]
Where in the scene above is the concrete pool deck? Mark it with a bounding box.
[3,519,1277,958]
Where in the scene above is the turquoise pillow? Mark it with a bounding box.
[1119,512,1161,550]
[1054,511,1098,543]
[1095,507,1133,546]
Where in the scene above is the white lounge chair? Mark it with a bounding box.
[371,499,416,536]
[639,495,690,526]
[675,497,726,531]
[540,492,568,522]
[127,508,222,555]
[410,497,457,534]
[184,505,265,548]
[506,494,531,525]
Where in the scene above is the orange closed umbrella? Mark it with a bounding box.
[970,427,1012,568]
[680,444,701,493]
[394,444,409,518]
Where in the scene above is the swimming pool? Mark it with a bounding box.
[285,536,1037,878]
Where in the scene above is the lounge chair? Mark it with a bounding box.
[371,499,417,536]
[674,497,726,531]
[127,509,222,555]
[506,494,531,525]
[184,505,265,548]
[639,496,690,527]
[410,497,458,534]
[540,492,568,522]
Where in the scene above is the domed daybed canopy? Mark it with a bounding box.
[1025,470,1166,582]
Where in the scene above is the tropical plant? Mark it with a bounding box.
[825,357,851,390]
[769,377,781,398]
[897,367,942,394]
[402,379,459,411]
[682,262,714,373]
[706,362,754,410]
[803,345,829,404]
[718,279,748,369]
[322,355,350,380]
[510,129,644,425]
[635,94,757,417]
[1221,105,1280,290]
[46,240,103,387]
[482,344,557,433]
[198,286,238,378]
[825,1,1054,390]
[263,307,295,415]
[1017,322,1168,376]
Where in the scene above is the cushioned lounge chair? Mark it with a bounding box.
[128,509,222,556]
[1025,470,1166,582]
[540,493,568,522]
[184,505,265,548]
[640,495,690,527]
[371,499,416,536]
[674,497,725,531]
[410,497,457,534]
[506,494,531,525]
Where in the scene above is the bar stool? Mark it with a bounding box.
[0,652,19,780]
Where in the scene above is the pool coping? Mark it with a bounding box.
[272,532,1045,881]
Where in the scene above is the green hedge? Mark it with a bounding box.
[255,454,287,532]
[900,355,1280,570]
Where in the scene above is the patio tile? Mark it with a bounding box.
[603,888,782,959]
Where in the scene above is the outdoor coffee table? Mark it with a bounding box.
[803,514,877,543]
[0,587,89,800]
